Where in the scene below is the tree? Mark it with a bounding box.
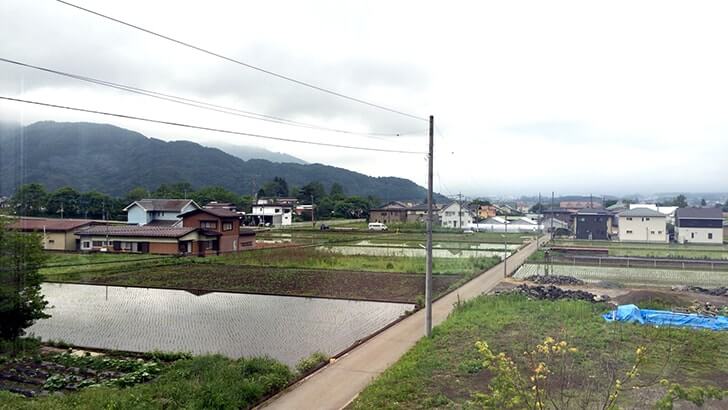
[10,183,48,217]
[672,194,688,208]
[192,186,240,206]
[604,199,619,208]
[152,182,194,199]
[79,191,113,219]
[529,203,546,213]
[46,186,81,218]
[700,198,707,207]
[259,177,289,198]
[297,182,326,204]
[0,221,49,340]
[329,183,345,199]
[124,187,149,205]
[724,200,728,212]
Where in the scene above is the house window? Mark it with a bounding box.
[708,233,713,239]
[691,232,695,239]
[658,231,663,234]
[626,230,633,234]
[646,217,650,221]
[92,241,104,247]
[82,241,90,249]
[275,208,281,213]
[650,231,655,234]
[200,221,217,229]
[222,222,233,231]
[626,217,633,221]
[48,239,55,244]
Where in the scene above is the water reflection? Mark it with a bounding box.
[29,283,413,366]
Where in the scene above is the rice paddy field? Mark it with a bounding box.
[550,239,728,259]
[515,263,728,288]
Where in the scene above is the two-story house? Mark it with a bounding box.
[369,201,410,224]
[250,199,294,227]
[439,202,474,229]
[618,208,668,243]
[675,207,724,244]
[575,209,612,240]
[123,199,200,226]
[179,208,255,253]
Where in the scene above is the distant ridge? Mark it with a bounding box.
[0,121,442,202]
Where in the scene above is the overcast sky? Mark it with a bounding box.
[2,0,727,198]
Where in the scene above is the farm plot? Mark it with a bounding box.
[515,263,728,288]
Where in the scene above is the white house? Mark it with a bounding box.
[251,200,293,226]
[123,199,200,226]
[675,207,724,244]
[629,204,678,224]
[439,202,473,229]
[618,208,668,243]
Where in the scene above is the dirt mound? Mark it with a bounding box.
[523,275,585,286]
[504,284,607,303]
[614,290,692,307]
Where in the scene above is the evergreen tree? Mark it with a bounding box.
[0,221,49,340]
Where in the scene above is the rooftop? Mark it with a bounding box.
[124,199,198,212]
[179,208,241,218]
[619,208,666,218]
[75,225,216,238]
[8,217,103,232]
[676,207,723,219]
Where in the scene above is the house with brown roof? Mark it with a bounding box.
[369,201,410,224]
[7,217,124,251]
[179,208,255,253]
[75,207,255,255]
[123,199,200,227]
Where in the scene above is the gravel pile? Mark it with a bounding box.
[672,286,728,297]
[523,275,585,286]
[505,284,608,303]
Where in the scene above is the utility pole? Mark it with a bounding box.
[457,192,463,229]
[425,115,434,337]
[311,194,316,227]
[503,216,508,278]
[551,191,555,237]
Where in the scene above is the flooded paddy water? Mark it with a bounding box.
[321,244,514,259]
[29,283,414,367]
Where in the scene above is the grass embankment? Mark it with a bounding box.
[350,295,728,409]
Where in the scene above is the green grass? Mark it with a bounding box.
[40,252,177,278]
[350,295,728,409]
[212,247,499,275]
[551,239,728,260]
[0,354,292,409]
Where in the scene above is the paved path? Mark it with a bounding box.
[259,235,548,410]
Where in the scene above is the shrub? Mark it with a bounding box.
[295,351,329,374]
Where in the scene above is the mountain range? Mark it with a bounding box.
[0,121,440,202]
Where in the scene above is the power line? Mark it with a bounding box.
[56,0,428,122]
[0,57,419,140]
[0,96,426,154]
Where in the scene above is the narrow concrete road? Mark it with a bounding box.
[259,235,548,410]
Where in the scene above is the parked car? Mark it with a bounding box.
[368,222,389,231]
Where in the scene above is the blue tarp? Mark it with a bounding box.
[602,304,728,331]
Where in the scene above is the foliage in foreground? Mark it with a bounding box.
[0,355,293,410]
[0,222,48,340]
[350,295,728,409]
[295,351,329,375]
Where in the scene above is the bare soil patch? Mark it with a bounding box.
[80,264,460,303]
